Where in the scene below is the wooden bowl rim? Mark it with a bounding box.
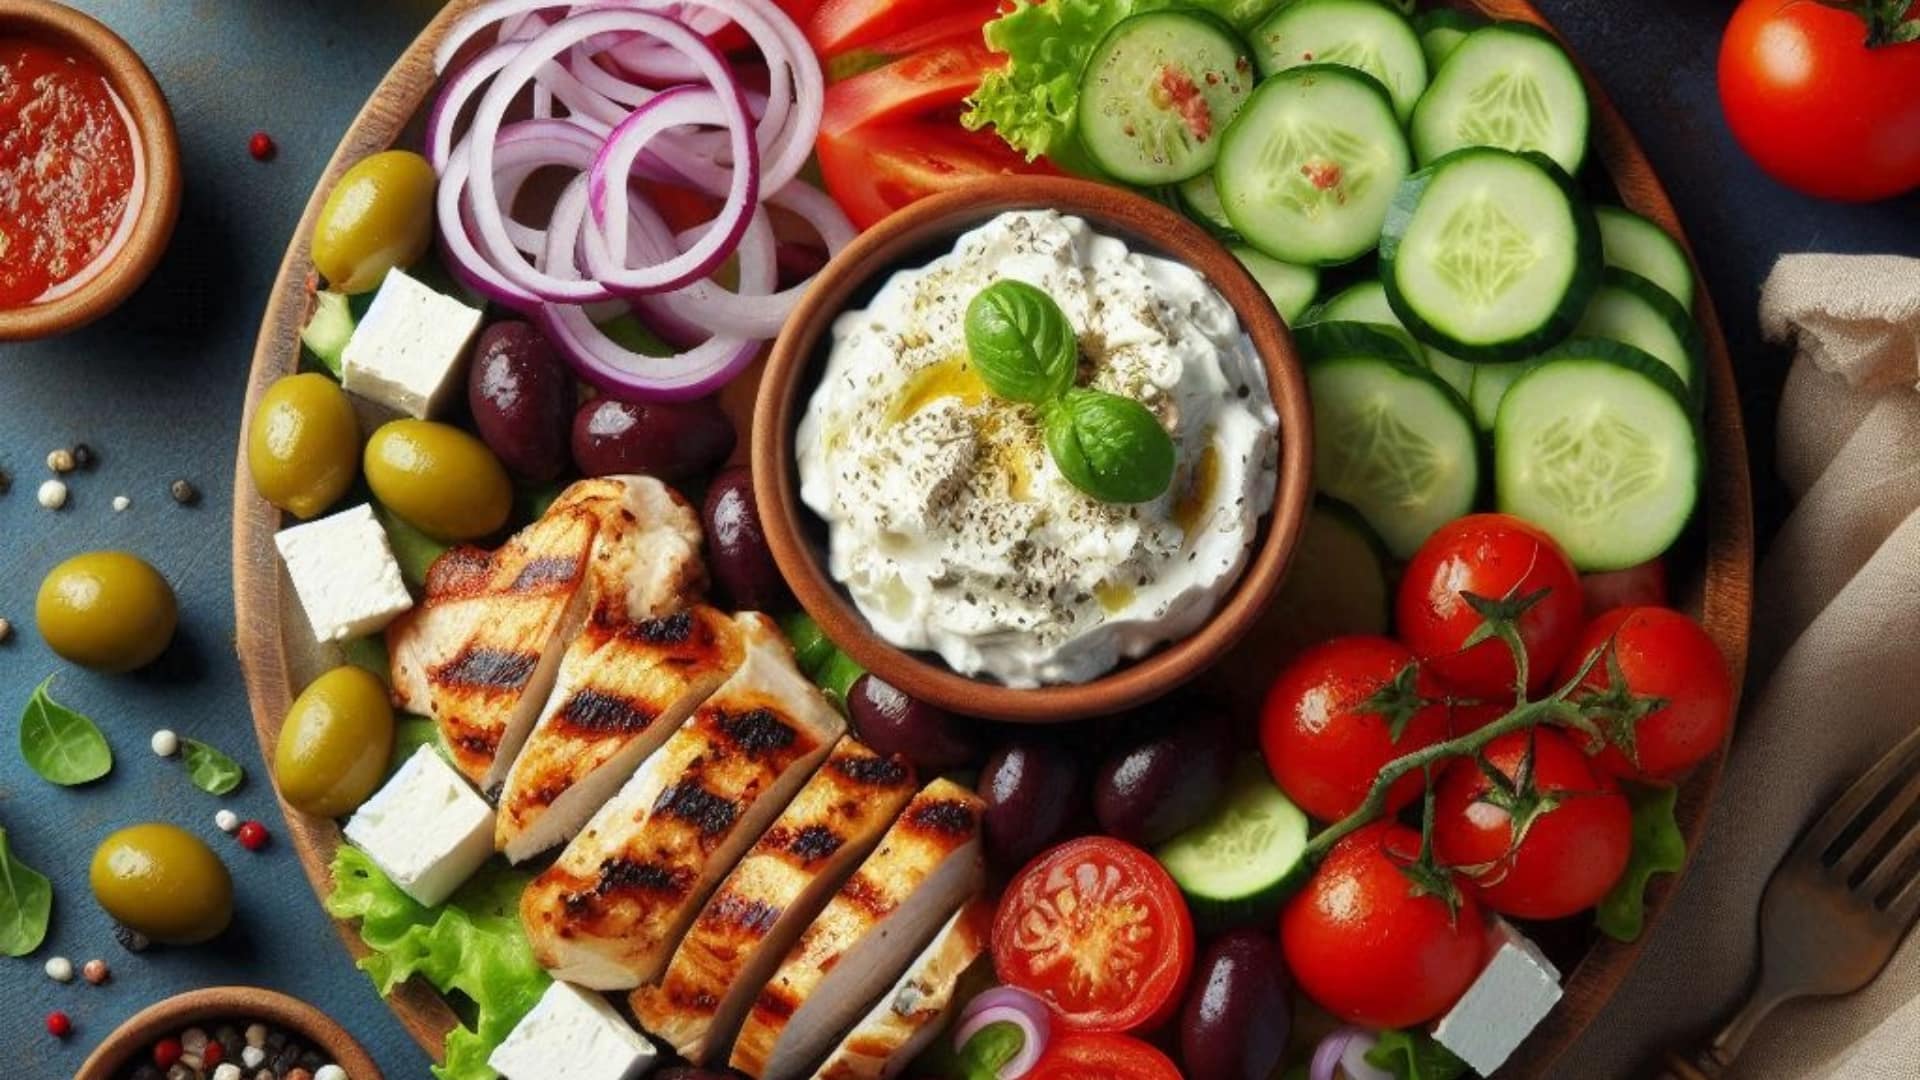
[0,0,182,342]
[73,986,386,1080]
[752,176,1316,723]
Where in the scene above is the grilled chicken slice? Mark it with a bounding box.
[521,614,845,990]
[816,897,992,1080]
[632,738,919,1064]
[729,778,986,1080]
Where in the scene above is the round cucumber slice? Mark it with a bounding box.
[1410,21,1591,174]
[1250,0,1429,122]
[1231,246,1320,323]
[1158,758,1311,931]
[1573,268,1703,407]
[1596,205,1696,313]
[1078,10,1257,185]
[1310,279,1478,400]
[1293,318,1424,370]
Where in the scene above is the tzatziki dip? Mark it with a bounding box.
[796,210,1278,687]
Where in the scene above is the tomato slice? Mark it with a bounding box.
[1028,1032,1184,1080]
[817,120,1054,230]
[809,0,997,57]
[992,837,1195,1033]
[821,37,1002,136]
[823,4,1005,81]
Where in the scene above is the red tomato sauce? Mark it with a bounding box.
[0,38,140,309]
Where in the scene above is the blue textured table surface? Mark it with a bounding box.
[1,3,1915,1079]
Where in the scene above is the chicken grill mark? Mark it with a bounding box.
[830,751,912,789]
[904,799,979,837]
[714,706,799,757]
[509,554,583,591]
[555,688,658,736]
[655,781,742,838]
[432,646,539,692]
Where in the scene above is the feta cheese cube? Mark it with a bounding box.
[340,268,482,418]
[489,980,658,1080]
[344,745,495,907]
[1433,919,1563,1075]
[274,503,413,643]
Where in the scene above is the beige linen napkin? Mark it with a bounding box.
[1560,254,1920,1078]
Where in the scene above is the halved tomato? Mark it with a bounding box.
[821,37,1003,136]
[1029,1032,1184,1080]
[817,121,1055,230]
[809,0,999,57]
[992,837,1196,1033]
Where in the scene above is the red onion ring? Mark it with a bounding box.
[1309,1028,1395,1080]
[951,987,1051,1079]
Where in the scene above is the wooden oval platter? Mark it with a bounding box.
[233,1,1754,1076]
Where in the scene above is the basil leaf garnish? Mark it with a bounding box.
[1045,388,1176,504]
[964,279,1077,405]
[19,676,113,786]
[0,825,52,957]
[181,738,245,796]
[954,1020,1026,1080]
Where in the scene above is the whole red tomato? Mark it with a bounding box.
[1433,729,1633,919]
[1027,1032,1183,1080]
[1719,0,1920,201]
[1260,636,1451,823]
[1557,606,1734,783]
[1397,514,1585,699]
[1281,822,1487,1029]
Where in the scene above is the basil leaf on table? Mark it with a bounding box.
[1044,388,1176,503]
[181,738,245,796]
[964,279,1078,404]
[19,676,113,786]
[0,825,53,957]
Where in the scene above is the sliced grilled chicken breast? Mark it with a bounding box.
[521,614,845,990]
[632,738,919,1064]
[729,778,986,1080]
[816,897,992,1080]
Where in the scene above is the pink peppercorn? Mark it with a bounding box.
[153,1037,182,1068]
[248,131,276,161]
[237,821,269,851]
[46,1011,71,1038]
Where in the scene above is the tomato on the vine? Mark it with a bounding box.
[1261,636,1451,823]
[1434,729,1633,919]
[1281,822,1487,1029]
[1027,1032,1184,1080]
[1557,606,1734,783]
[992,837,1195,1033]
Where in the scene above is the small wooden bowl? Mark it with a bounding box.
[0,0,181,342]
[74,986,385,1080]
[753,177,1315,723]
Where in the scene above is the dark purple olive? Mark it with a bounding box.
[702,466,787,611]
[571,396,736,482]
[1180,930,1290,1080]
[468,321,574,482]
[848,673,981,772]
[1094,714,1234,847]
[978,740,1083,870]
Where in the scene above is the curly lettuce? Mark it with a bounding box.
[1597,782,1687,942]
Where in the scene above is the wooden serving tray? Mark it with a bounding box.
[232,2,1755,1074]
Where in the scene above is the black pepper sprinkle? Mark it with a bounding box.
[72,443,96,469]
[169,479,199,506]
[0,468,10,495]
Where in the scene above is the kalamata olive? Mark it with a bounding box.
[468,321,574,482]
[1179,930,1290,1080]
[848,674,980,772]
[703,466,786,611]
[978,740,1083,870]
[571,396,736,482]
[1094,714,1234,847]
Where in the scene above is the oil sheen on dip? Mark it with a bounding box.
[797,210,1279,687]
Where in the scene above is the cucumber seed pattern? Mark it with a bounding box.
[1528,409,1662,521]
[1322,399,1441,510]
[1258,121,1380,218]
[1457,71,1553,152]
[1432,197,1540,307]
[1184,793,1285,866]
[1282,38,1393,99]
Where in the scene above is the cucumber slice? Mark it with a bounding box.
[1232,245,1320,323]
[1307,350,1481,558]
[301,291,355,378]
[1596,205,1696,312]
[1411,22,1591,174]
[1467,356,1537,433]
[1413,8,1487,69]
[1158,758,1311,930]
[1216,64,1411,266]
[1494,339,1700,571]
[1573,268,1703,406]
[1311,279,1477,400]
[1078,10,1257,185]
[1294,318,1424,370]
[1176,172,1238,237]
[1380,146,1601,361]
[1250,0,1429,122]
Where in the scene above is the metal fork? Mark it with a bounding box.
[1659,725,1920,1079]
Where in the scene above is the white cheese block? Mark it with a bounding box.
[343,745,495,907]
[1433,919,1564,1074]
[340,267,482,418]
[489,980,657,1080]
[274,503,413,643]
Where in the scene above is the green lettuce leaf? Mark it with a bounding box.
[327,845,549,1080]
[1597,782,1686,941]
[1366,1028,1470,1080]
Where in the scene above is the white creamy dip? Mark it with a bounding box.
[796,210,1278,687]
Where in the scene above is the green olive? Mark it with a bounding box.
[248,372,360,519]
[36,552,178,673]
[90,823,233,945]
[364,419,512,541]
[312,149,435,295]
[275,666,395,818]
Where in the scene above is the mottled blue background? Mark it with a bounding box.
[1,3,1916,1079]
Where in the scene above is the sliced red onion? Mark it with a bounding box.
[637,181,852,338]
[1309,1028,1396,1080]
[951,987,1051,1080]
[429,41,622,173]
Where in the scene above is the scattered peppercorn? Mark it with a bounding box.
[0,467,11,494]
[203,1040,226,1067]
[38,478,68,509]
[151,729,180,757]
[249,131,276,161]
[44,955,74,982]
[170,479,199,505]
[113,923,151,952]
[83,958,110,985]
[0,617,12,644]
[47,448,74,473]
[215,809,241,833]
[113,495,132,512]
[72,443,96,469]
[237,821,269,851]
[47,1011,72,1038]
[153,1037,183,1068]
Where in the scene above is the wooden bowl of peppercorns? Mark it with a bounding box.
[74,987,383,1080]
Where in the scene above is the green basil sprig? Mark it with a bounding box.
[181,738,245,796]
[19,676,113,786]
[0,825,53,957]
[963,280,1175,503]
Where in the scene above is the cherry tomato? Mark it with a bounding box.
[1028,1032,1183,1080]
[1396,514,1584,698]
[1557,606,1734,783]
[1719,0,1920,202]
[1433,729,1633,919]
[1582,560,1668,618]
[992,837,1195,1033]
[1260,636,1450,823]
[1281,822,1487,1029]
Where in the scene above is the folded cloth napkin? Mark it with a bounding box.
[1561,254,1920,1078]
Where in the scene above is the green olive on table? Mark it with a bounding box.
[36,552,178,673]
[249,372,360,519]
[311,149,435,294]
[275,666,395,818]
[365,418,513,541]
[90,823,233,945]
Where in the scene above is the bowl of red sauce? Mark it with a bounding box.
[0,0,180,341]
